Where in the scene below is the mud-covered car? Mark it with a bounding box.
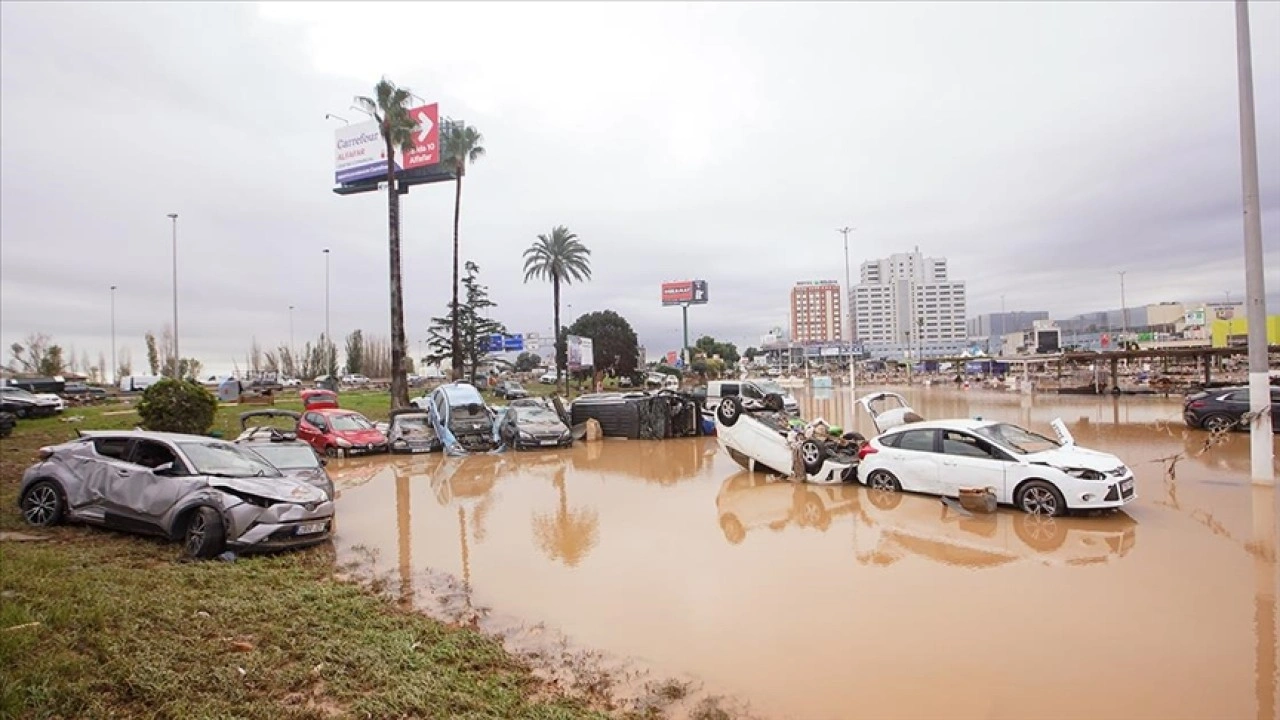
[497,397,573,449]
[18,430,333,558]
[386,409,440,454]
[235,410,335,499]
[413,382,497,454]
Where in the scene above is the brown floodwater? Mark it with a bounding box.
[329,387,1279,720]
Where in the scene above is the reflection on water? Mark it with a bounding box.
[329,389,1277,720]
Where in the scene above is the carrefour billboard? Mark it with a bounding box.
[660,280,709,306]
[334,104,439,184]
[567,335,594,371]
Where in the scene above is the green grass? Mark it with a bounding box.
[0,411,605,720]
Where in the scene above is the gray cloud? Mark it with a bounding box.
[2,1,1277,373]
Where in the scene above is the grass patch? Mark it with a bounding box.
[0,415,604,720]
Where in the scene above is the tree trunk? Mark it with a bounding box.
[553,277,564,397]
[450,165,464,381]
[386,138,409,409]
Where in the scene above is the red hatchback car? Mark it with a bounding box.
[295,391,388,456]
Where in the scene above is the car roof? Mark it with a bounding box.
[77,429,230,444]
[436,383,484,404]
[881,418,999,434]
[311,408,363,416]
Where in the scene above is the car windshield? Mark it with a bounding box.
[972,423,1060,454]
[392,415,432,435]
[251,444,320,469]
[330,414,374,431]
[179,441,281,477]
[756,380,785,395]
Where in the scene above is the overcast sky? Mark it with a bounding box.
[2,1,1278,375]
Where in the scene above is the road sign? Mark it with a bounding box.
[402,103,438,170]
[487,334,504,352]
[503,334,524,352]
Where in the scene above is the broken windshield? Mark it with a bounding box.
[972,423,1060,454]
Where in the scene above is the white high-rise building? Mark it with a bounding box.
[852,247,968,359]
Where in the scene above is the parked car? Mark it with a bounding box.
[714,395,860,484]
[280,378,303,388]
[296,406,388,457]
[33,393,65,413]
[386,409,439,453]
[412,382,496,453]
[858,418,1135,516]
[538,369,558,385]
[1182,385,1280,433]
[0,386,61,418]
[340,374,371,387]
[494,380,529,400]
[497,397,573,449]
[704,379,798,415]
[234,410,335,499]
[62,382,109,398]
[2,376,65,394]
[18,430,333,558]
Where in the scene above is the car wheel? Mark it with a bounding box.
[20,480,64,527]
[866,469,901,492]
[1202,414,1237,433]
[1013,512,1068,552]
[716,397,742,427]
[1015,480,1067,517]
[183,506,226,560]
[15,407,27,419]
[324,445,339,458]
[800,440,826,476]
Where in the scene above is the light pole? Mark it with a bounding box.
[110,285,117,384]
[999,294,1006,356]
[167,213,179,377]
[1233,0,1273,483]
[1118,270,1128,339]
[323,248,331,375]
[837,226,856,398]
[288,305,295,361]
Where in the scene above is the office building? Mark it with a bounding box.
[853,247,967,359]
[789,280,843,344]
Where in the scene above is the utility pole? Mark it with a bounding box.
[838,226,857,399]
[110,285,117,385]
[999,294,1006,356]
[289,305,295,363]
[1118,270,1128,340]
[167,213,179,377]
[323,248,331,376]
[1233,0,1273,484]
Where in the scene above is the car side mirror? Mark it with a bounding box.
[153,462,176,476]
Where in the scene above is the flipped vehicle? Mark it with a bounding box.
[412,382,497,453]
[0,386,61,418]
[235,410,335,499]
[386,409,439,453]
[1182,385,1280,433]
[497,397,573,449]
[494,380,529,400]
[858,419,1135,516]
[18,430,333,558]
[714,395,862,484]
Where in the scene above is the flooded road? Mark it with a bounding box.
[331,388,1278,720]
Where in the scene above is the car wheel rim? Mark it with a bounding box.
[186,514,206,553]
[722,403,736,419]
[1206,417,1230,432]
[1023,487,1057,515]
[870,472,896,491]
[802,445,820,464]
[1024,516,1057,541]
[23,486,56,525]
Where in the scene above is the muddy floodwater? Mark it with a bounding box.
[330,388,1279,720]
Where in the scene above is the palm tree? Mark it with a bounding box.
[355,77,417,409]
[531,467,599,567]
[441,119,486,380]
[522,226,591,396]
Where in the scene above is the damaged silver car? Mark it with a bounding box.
[18,430,334,559]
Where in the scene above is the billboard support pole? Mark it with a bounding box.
[682,303,690,368]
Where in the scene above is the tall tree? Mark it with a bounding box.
[441,119,486,380]
[145,332,160,375]
[427,261,505,386]
[355,77,418,409]
[345,330,365,375]
[567,310,640,378]
[522,226,591,396]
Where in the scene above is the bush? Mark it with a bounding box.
[136,379,218,435]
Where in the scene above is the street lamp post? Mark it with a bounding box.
[167,213,179,377]
[289,305,295,361]
[323,248,331,375]
[837,226,856,399]
[110,285,117,385]
[999,294,1006,356]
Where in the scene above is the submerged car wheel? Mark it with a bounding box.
[21,480,64,527]
[716,397,741,427]
[1201,414,1237,433]
[1015,480,1066,517]
[183,506,227,559]
[866,469,901,492]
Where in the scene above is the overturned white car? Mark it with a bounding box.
[714,395,864,485]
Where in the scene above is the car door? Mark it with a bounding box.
[101,439,189,531]
[67,436,135,515]
[937,429,1008,498]
[1220,389,1250,423]
[298,412,327,452]
[883,429,943,494]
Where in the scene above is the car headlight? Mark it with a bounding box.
[519,431,533,439]
[335,438,353,448]
[393,439,407,448]
[1063,467,1105,480]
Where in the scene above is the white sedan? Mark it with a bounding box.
[858,419,1135,516]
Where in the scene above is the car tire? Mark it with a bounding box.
[799,439,826,476]
[865,469,901,492]
[183,506,226,560]
[15,407,28,419]
[1201,414,1237,433]
[20,480,65,527]
[324,445,339,458]
[1015,480,1067,517]
[716,397,742,427]
[1013,512,1068,552]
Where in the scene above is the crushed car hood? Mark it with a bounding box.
[208,474,328,503]
[1024,446,1125,473]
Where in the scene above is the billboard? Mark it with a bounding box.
[1184,308,1206,327]
[661,280,709,306]
[334,103,439,185]
[567,335,594,371]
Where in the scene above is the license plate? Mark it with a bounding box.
[1120,479,1134,493]
[296,522,327,535]
[540,439,558,446]
[410,447,430,453]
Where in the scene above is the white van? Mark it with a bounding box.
[118,375,164,392]
[705,379,799,415]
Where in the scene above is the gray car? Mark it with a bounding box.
[235,410,336,500]
[18,430,334,559]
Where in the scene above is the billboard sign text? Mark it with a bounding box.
[567,335,594,371]
[660,280,709,306]
[334,103,439,185]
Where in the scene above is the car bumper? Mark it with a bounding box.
[343,443,388,455]
[227,502,335,552]
[516,437,573,450]
[1065,475,1137,510]
[391,442,436,454]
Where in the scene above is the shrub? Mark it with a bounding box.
[136,379,217,435]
